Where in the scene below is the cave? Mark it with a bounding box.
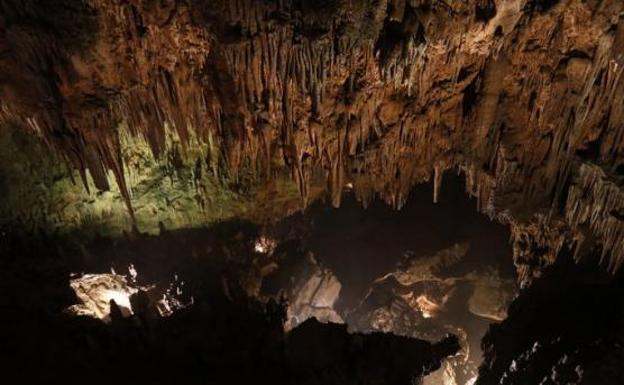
[1,1,624,384]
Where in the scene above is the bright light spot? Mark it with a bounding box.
[401,292,442,319]
[67,273,137,322]
[414,294,440,318]
[102,289,134,312]
[254,236,276,254]
[67,266,193,322]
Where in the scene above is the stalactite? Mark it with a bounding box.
[565,163,624,273]
[433,165,443,204]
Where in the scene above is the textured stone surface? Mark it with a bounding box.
[345,242,516,385]
[1,214,461,385]
[475,254,624,385]
[1,1,624,279]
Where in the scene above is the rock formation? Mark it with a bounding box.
[2,0,624,283]
[2,1,624,383]
[345,242,516,385]
[1,216,461,385]
[475,253,624,385]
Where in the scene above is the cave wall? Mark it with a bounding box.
[475,253,624,385]
[1,0,624,278]
[0,122,237,236]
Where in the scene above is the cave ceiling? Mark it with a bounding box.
[1,0,624,283]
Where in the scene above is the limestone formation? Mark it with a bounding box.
[2,1,624,286]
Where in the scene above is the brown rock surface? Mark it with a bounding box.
[2,0,624,279]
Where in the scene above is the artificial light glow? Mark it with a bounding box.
[155,275,193,317]
[415,294,441,318]
[254,236,277,254]
[67,265,192,322]
[67,273,137,322]
[401,292,442,319]
[102,289,134,312]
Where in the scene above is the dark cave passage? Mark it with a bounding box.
[3,171,623,385]
[0,174,517,385]
[267,173,517,384]
[299,173,515,307]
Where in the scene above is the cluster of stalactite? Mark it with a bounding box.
[2,0,624,274]
[566,163,624,272]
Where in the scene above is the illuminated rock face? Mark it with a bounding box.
[245,194,517,385]
[2,215,465,385]
[468,273,514,322]
[67,273,137,321]
[2,0,624,282]
[282,260,343,330]
[67,267,191,322]
[249,241,344,330]
[345,243,516,385]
